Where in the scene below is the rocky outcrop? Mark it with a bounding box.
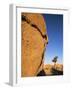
[21,13,48,77]
[43,64,63,76]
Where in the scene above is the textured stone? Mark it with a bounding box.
[21,13,48,77]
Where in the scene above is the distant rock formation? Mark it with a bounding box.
[43,64,63,76]
[21,13,48,77]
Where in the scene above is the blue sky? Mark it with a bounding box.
[43,14,63,64]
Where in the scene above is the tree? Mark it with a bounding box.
[52,56,58,68]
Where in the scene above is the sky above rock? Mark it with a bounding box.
[43,14,63,64]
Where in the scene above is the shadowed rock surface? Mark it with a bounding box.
[51,68,63,75]
[37,70,46,76]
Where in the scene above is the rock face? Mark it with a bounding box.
[21,13,48,77]
[44,64,63,76]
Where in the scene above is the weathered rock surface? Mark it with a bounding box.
[44,64,63,76]
[21,13,48,77]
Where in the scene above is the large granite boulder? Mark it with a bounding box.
[21,13,48,77]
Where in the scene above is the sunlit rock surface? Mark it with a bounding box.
[21,13,48,77]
